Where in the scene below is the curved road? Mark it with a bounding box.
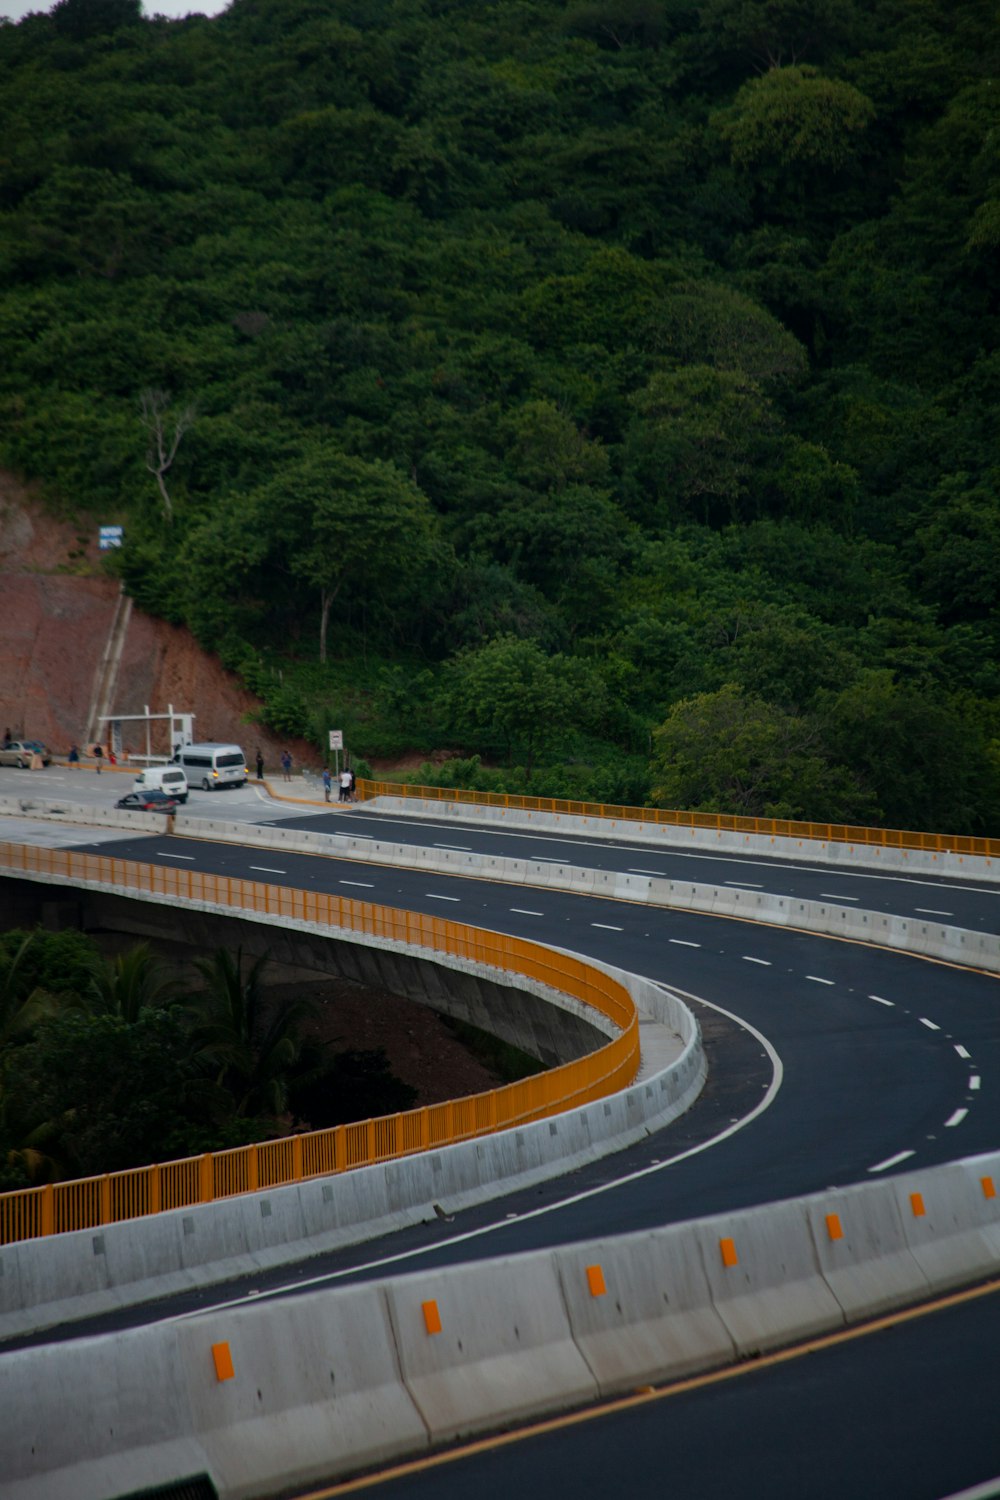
[5,786,1000,1497]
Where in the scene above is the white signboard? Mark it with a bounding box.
[329,730,344,750]
[99,525,123,550]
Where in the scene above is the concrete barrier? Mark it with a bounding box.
[6,1148,1000,1500]
[694,1199,844,1355]
[386,1254,598,1443]
[554,1226,735,1394]
[363,794,1000,883]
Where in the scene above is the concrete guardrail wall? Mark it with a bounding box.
[5,1148,1000,1500]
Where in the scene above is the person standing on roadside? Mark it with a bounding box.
[281,750,292,782]
[94,743,103,774]
[339,767,351,803]
[347,765,356,802]
[68,744,79,767]
[322,767,332,802]
[256,750,264,781]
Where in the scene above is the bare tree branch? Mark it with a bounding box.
[140,388,195,523]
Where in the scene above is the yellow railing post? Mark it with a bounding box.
[200,1153,214,1203]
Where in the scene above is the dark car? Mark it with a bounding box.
[115,789,179,813]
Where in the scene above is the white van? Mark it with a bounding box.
[173,742,248,791]
[132,765,189,803]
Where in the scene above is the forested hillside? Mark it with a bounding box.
[1,0,998,831]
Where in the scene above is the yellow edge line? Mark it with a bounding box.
[290,1275,1000,1498]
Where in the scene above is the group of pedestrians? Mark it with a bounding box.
[322,765,355,803]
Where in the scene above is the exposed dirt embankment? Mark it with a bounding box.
[0,477,316,767]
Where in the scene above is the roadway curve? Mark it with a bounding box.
[6,793,1000,1498]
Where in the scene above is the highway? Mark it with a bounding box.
[3,775,1000,1497]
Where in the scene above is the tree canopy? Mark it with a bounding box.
[1,0,998,831]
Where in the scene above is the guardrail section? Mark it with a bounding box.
[0,840,639,1245]
[358,779,998,859]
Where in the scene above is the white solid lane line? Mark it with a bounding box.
[919,1017,941,1031]
[742,956,772,966]
[869,1149,916,1173]
[955,1044,971,1058]
[510,908,544,917]
[669,938,701,948]
[806,975,834,986]
[970,1076,981,1091]
[249,865,286,874]
[945,1108,969,1127]
[869,994,894,1006]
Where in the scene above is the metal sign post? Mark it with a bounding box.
[329,728,343,780]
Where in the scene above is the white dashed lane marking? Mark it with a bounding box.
[742,956,771,966]
[434,844,471,851]
[955,1044,971,1058]
[945,1108,969,1127]
[806,975,834,986]
[592,923,624,932]
[339,880,374,888]
[970,1076,981,1091]
[820,893,859,901]
[510,908,544,917]
[915,907,953,917]
[919,1017,941,1031]
[669,939,701,948]
[156,851,194,859]
[726,881,763,888]
[869,995,894,1006]
[425,893,460,902]
[869,1149,916,1173]
[249,865,285,874]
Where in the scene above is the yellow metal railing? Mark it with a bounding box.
[0,840,639,1245]
[357,779,998,859]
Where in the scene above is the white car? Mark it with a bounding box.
[0,739,51,767]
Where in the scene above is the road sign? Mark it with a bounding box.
[329,730,343,750]
[99,525,123,550]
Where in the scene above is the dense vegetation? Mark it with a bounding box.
[0,926,417,1189]
[2,0,999,831]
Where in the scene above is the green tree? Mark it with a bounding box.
[257,447,439,663]
[441,633,603,777]
[650,682,871,820]
[86,941,178,1025]
[186,948,319,1119]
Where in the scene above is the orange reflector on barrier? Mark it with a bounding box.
[586,1264,607,1297]
[825,1213,843,1242]
[982,1176,996,1200]
[212,1342,235,1382]
[719,1237,738,1268]
[910,1192,926,1218]
[422,1299,442,1335]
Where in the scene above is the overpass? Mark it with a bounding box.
[1,779,999,1498]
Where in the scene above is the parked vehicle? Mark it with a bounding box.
[0,739,51,767]
[172,742,248,790]
[115,789,179,813]
[132,765,189,803]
